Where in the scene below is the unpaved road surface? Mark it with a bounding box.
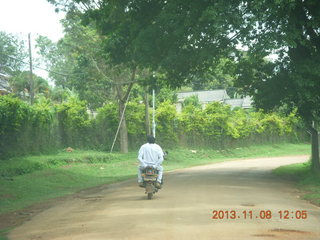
[9,155,320,240]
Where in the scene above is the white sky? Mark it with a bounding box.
[0,0,65,80]
[0,0,65,42]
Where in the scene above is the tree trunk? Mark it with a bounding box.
[113,67,136,153]
[310,126,320,171]
[119,99,128,153]
[144,86,151,135]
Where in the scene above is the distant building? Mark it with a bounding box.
[0,72,11,95]
[175,89,253,112]
[224,96,253,110]
[176,90,230,112]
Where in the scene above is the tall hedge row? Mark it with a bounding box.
[0,95,305,159]
[0,95,56,159]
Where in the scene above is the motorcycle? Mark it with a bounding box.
[141,166,161,200]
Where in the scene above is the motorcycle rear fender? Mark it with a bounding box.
[145,183,154,193]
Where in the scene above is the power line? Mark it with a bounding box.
[5,54,71,77]
[4,54,136,86]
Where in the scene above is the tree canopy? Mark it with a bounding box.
[0,31,27,75]
[47,0,320,121]
[235,0,320,123]
[48,0,246,86]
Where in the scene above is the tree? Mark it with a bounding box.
[189,58,237,97]
[38,8,141,152]
[0,31,27,75]
[36,12,115,110]
[48,0,245,87]
[10,71,51,100]
[234,0,320,171]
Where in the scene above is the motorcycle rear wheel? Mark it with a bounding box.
[147,193,153,200]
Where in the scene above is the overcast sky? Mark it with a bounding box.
[0,0,65,42]
[0,0,65,79]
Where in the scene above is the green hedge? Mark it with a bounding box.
[0,95,306,159]
[0,95,56,159]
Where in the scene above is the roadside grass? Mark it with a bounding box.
[0,228,12,240]
[164,143,310,171]
[273,161,320,206]
[0,150,138,214]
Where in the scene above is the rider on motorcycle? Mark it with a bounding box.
[137,135,164,188]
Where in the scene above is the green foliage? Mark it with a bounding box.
[179,105,205,136]
[94,102,119,150]
[36,13,113,109]
[234,0,320,123]
[182,95,201,109]
[95,100,146,150]
[156,101,179,146]
[56,96,91,147]
[177,101,303,148]
[0,93,305,159]
[0,31,27,74]
[0,95,56,159]
[156,87,178,104]
[126,101,145,137]
[9,72,51,100]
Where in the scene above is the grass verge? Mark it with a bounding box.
[273,161,320,206]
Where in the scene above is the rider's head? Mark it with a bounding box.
[147,135,155,144]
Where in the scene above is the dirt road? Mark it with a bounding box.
[9,155,320,240]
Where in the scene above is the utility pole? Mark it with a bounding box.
[152,89,156,138]
[28,33,34,105]
[144,86,151,135]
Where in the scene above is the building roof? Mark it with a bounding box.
[224,99,244,109]
[224,96,254,109]
[177,90,230,103]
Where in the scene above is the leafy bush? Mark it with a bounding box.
[56,96,91,148]
[156,101,179,146]
[176,101,304,148]
[0,95,56,159]
[94,102,118,150]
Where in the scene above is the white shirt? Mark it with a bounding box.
[138,143,164,167]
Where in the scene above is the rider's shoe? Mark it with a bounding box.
[139,182,145,188]
[155,182,162,189]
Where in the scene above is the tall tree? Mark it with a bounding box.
[38,9,140,152]
[234,0,320,170]
[0,31,28,75]
[35,12,113,110]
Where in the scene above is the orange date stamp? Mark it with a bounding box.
[211,210,308,220]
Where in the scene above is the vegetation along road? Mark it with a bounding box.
[8,155,320,240]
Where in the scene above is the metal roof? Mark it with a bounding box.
[224,99,244,109]
[177,90,230,103]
